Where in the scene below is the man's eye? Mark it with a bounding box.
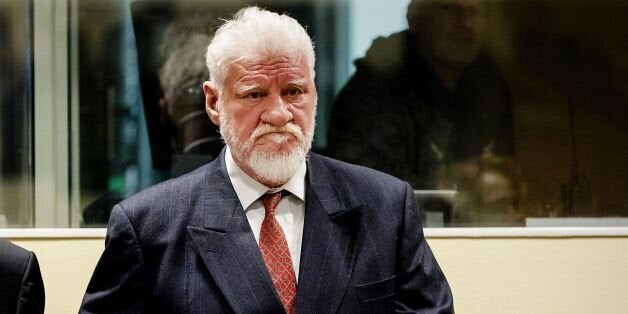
[284,88,302,97]
[246,92,265,99]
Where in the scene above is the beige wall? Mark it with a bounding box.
[428,237,628,314]
[10,238,103,314]
[9,236,628,314]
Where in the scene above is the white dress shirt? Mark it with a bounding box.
[225,147,306,281]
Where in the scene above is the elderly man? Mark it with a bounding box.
[81,7,452,313]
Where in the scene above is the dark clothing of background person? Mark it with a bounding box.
[328,30,514,189]
[0,239,45,314]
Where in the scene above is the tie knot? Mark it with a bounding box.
[262,191,283,214]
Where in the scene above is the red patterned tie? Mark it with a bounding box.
[259,191,297,314]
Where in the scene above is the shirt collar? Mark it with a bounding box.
[225,146,307,210]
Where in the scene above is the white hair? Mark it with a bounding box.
[205,6,316,93]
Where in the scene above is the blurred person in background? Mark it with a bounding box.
[328,0,518,225]
[158,30,223,177]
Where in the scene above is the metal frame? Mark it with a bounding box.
[33,0,71,227]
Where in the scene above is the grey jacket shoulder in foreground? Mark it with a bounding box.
[0,239,46,314]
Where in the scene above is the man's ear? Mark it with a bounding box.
[203,81,221,126]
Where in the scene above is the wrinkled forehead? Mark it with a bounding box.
[227,56,312,82]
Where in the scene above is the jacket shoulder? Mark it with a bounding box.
[0,240,32,293]
[355,30,412,78]
[0,239,30,268]
[309,154,409,192]
[115,162,213,223]
[125,165,206,201]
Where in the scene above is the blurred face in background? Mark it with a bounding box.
[408,0,487,66]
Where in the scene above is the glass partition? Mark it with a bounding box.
[1,0,627,228]
[329,0,628,227]
[0,1,34,227]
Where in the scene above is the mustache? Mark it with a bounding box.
[251,123,305,141]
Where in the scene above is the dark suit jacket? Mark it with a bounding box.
[0,239,45,314]
[80,151,453,313]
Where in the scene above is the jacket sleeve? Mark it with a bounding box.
[80,204,148,313]
[394,183,454,313]
[15,252,45,314]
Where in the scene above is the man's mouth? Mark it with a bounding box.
[258,132,294,144]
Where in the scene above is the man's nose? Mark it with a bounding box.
[262,94,293,126]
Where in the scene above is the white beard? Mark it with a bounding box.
[219,107,314,186]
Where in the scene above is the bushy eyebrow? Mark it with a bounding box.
[236,78,307,95]
[235,84,261,95]
[286,78,307,86]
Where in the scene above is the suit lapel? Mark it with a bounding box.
[187,152,283,313]
[295,155,360,313]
